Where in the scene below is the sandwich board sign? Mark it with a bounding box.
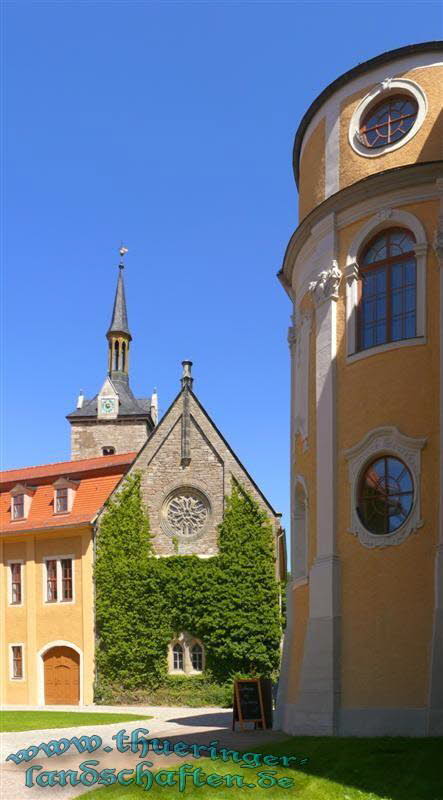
[232,678,266,731]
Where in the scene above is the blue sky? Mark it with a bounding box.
[2,1,441,533]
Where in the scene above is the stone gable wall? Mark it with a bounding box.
[112,391,280,560]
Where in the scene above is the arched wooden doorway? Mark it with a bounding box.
[43,646,80,705]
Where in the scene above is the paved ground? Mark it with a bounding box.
[1,705,288,799]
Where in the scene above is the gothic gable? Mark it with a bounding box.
[101,387,280,558]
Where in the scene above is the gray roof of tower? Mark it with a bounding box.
[67,382,152,420]
[107,268,131,337]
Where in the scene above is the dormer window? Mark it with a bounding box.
[55,487,68,513]
[53,478,78,515]
[10,484,34,521]
[12,494,24,520]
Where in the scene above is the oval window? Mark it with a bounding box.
[359,95,418,149]
[358,456,413,534]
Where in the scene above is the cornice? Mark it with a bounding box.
[292,41,443,186]
[278,161,443,297]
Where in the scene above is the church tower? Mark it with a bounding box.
[67,249,156,460]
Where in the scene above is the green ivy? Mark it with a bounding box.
[94,475,282,700]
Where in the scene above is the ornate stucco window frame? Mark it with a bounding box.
[345,208,428,360]
[344,426,426,548]
[348,78,428,158]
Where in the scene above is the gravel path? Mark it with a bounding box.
[1,705,287,799]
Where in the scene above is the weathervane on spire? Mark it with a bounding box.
[119,244,129,269]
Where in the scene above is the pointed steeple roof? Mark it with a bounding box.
[107,261,132,340]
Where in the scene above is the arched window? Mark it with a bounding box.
[121,341,126,372]
[358,228,416,352]
[172,643,184,671]
[114,341,119,371]
[191,643,203,671]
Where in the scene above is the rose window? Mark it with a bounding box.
[163,488,210,539]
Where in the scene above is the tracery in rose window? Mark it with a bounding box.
[165,489,210,537]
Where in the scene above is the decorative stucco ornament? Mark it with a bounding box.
[309,261,342,304]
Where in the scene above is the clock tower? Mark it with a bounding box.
[67,250,156,460]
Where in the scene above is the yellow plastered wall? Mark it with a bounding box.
[336,199,440,708]
[1,527,94,705]
[339,65,443,192]
[298,118,326,222]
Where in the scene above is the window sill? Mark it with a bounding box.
[347,336,426,364]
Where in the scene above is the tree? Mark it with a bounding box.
[205,482,282,680]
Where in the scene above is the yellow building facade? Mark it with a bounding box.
[276,42,443,736]
[0,454,132,706]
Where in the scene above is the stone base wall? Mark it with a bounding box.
[70,420,149,460]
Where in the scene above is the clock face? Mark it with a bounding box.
[101,398,115,414]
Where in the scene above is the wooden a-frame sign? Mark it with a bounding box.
[232,678,266,731]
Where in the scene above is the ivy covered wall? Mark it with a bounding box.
[94,473,282,700]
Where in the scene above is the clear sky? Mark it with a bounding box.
[2,1,441,533]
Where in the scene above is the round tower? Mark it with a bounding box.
[277,42,443,736]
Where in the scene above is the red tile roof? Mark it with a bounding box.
[0,452,136,486]
[0,453,135,534]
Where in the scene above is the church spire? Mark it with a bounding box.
[107,247,132,339]
[106,247,132,381]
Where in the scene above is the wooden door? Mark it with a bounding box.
[44,646,80,705]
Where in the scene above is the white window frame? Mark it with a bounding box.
[348,78,428,159]
[7,559,24,607]
[9,643,25,681]
[345,208,428,361]
[42,555,75,604]
[344,426,426,548]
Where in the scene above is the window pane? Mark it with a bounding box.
[191,644,203,671]
[173,645,183,670]
[12,646,23,678]
[405,313,416,338]
[56,488,68,513]
[46,560,58,602]
[61,559,73,601]
[358,457,413,535]
[11,563,22,604]
[13,495,24,519]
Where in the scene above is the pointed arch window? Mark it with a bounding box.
[172,643,184,671]
[121,341,126,372]
[191,643,203,671]
[114,341,119,371]
[357,228,416,352]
